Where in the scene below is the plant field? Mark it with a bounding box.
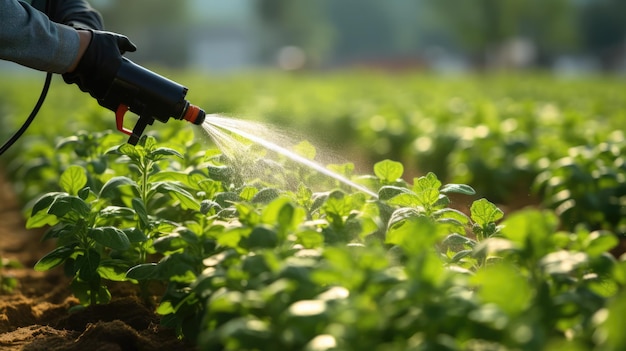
[0,72,625,350]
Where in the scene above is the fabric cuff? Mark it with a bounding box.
[50,23,81,74]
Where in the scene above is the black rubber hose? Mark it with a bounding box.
[0,73,53,156]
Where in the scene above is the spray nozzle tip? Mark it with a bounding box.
[183,104,205,125]
[194,109,206,125]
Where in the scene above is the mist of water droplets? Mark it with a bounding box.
[201,114,377,198]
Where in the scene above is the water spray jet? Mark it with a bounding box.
[202,115,378,199]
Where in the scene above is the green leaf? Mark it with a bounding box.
[150,171,191,184]
[197,178,221,196]
[48,195,91,218]
[585,231,619,256]
[178,227,200,245]
[207,165,233,182]
[217,227,248,249]
[89,227,131,251]
[440,183,476,195]
[601,290,626,350]
[296,229,324,248]
[98,259,132,281]
[118,143,144,161]
[215,192,240,208]
[470,263,531,316]
[154,254,196,282]
[415,188,440,208]
[262,198,291,226]
[374,160,404,183]
[126,263,158,280]
[413,172,442,193]
[386,216,443,252]
[500,210,558,257]
[470,198,503,227]
[149,147,183,160]
[442,233,475,248]
[153,234,187,253]
[76,249,101,281]
[77,187,92,201]
[98,206,135,219]
[156,300,175,315]
[132,198,149,228]
[473,237,518,258]
[321,191,357,218]
[261,197,303,232]
[251,188,280,204]
[540,250,588,275]
[124,228,148,243]
[143,135,157,151]
[156,182,200,211]
[378,186,411,201]
[100,176,139,199]
[243,226,278,249]
[433,208,470,225]
[26,211,59,229]
[450,249,473,263]
[387,207,423,229]
[95,285,112,304]
[209,290,243,313]
[217,317,272,348]
[30,192,63,217]
[34,245,75,271]
[69,278,111,305]
[88,160,107,175]
[69,279,90,305]
[387,193,421,207]
[277,201,297,230]
[201,200,222,215]
[40,223,72,242]
[239,186,259,201]
[60,165,88,195]
[56,135,80,149]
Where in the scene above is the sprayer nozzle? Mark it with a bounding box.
[183,104,206,125]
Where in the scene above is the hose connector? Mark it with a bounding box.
[182,103,206,125]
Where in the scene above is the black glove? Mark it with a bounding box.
[63,30,137,100]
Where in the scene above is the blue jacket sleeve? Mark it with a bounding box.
[30,0,104,30]
[0,0,81,73]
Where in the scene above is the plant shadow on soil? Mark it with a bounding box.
[0,170,195,351]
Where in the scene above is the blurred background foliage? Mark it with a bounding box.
[67,0,626,74]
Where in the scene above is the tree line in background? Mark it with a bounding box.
[97,0,626,71]
[257,0,626,70]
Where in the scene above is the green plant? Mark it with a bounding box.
[25,135,208,305]
[3,71,626,350]
[0,256,23,293]
[534,138,626,236]
[27,164,133,305]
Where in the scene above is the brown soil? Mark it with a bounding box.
[0,170,195,351]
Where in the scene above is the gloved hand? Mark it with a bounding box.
[63,30,137,100]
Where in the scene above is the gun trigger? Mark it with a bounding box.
[115,104,133,136]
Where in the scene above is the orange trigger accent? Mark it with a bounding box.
[115,104,132,136]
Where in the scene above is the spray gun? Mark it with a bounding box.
[99,58,206,145]
[0,30,207,155]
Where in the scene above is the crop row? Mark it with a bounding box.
[2,73,624,235]
[14,133,626,350]
[10,128,625,350]
[1,73,625,349]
